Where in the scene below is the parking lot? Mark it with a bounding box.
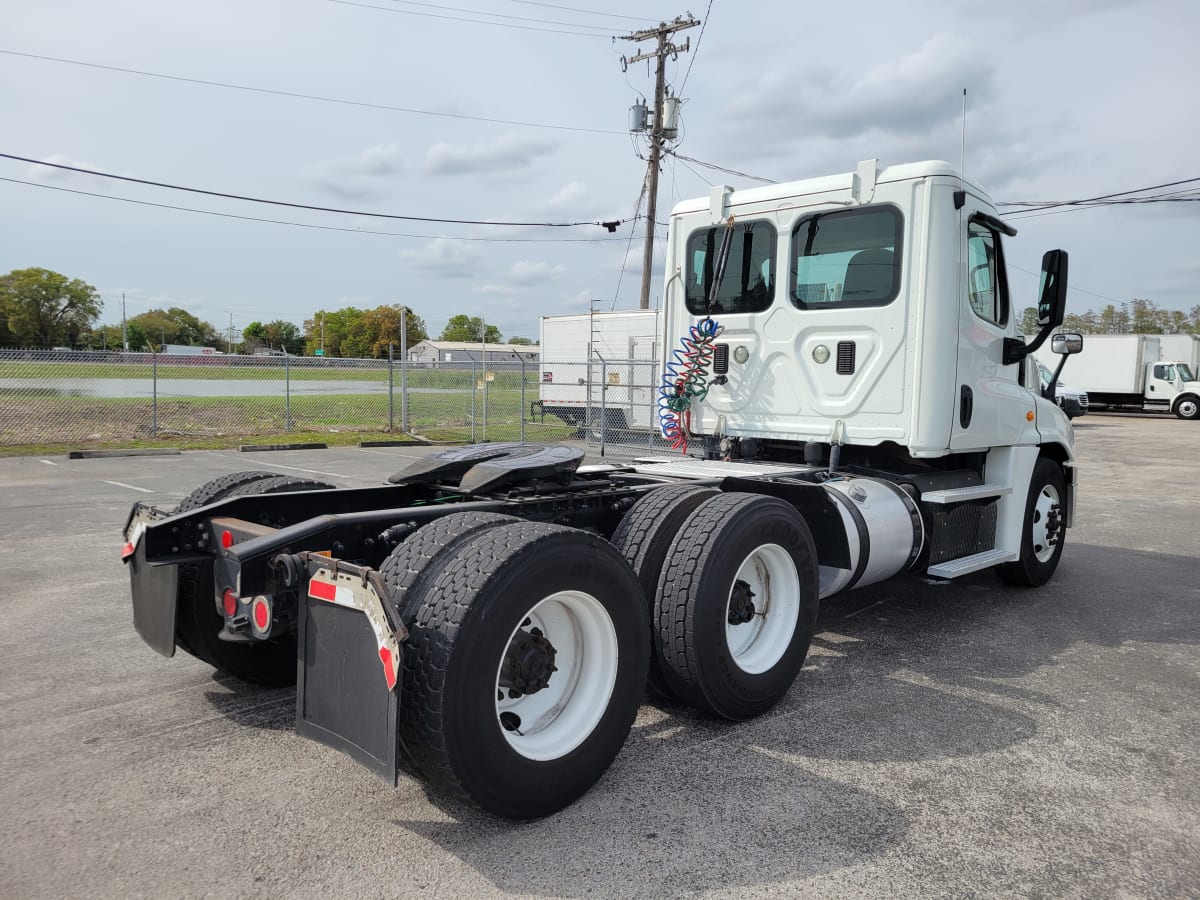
[1,414,1197,898]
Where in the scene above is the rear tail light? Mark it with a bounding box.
[251,596,272,633]
[222,588,239,618]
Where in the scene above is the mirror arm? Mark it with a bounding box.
[1043,353,1070,402]
[1004,326,1052,366]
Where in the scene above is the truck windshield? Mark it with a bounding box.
[684,220,777,315]
[1178,363,1196,382]
[790,205,902,309]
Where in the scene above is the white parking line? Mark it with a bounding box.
[103,480,155,494]
[40,459,58,466]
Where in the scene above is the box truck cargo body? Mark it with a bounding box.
[1034,334,1200,419]
[538,310,661,430]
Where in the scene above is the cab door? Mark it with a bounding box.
[949,214,1036,450]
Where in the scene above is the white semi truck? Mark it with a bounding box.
[1033,333,1199,419]
[123,159,1081,819]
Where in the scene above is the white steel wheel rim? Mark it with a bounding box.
[724,543,801,675]
[1179,399,1198,418]
[494,590,619,762]
[1031,483,1061,563]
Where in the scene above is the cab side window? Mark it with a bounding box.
[1153,364,1176,381]
[966,219,1009,326]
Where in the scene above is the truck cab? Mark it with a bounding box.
[663,160,1073,456]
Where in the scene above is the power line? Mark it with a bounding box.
[1009,263,1125,306]
[327,0,612,36]
[0,49,623,135]
[997,176,1200,215]
[667,151,776,184]
[0,177,630,242]
[504,1,660,23]
[0,153,625,230]
[384,0,616,31]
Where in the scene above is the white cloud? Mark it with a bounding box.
[474,283,518,295]
[509,260,566,284]
[304,145,402,202]
[423,133,560,176]
[400,238,482,277]
[27,154,131,185]
[548,181,589,207]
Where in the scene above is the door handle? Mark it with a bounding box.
[960,385,974,428]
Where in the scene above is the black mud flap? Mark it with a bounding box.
[130,541,179,658]
[296,592,400,785]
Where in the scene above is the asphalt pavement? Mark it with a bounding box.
[0,416,1197,898]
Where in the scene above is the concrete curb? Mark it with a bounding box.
[67,448,183,459]
[239,442,329,452]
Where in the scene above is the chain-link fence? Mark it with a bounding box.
[0,350,678,453]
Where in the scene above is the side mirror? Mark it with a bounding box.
[1051,332,1083,355]
[1037,250,1069,328]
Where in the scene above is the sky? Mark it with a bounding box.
[1,0,1198,344]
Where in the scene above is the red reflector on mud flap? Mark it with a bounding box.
[308,579,337,603]
[379,646,397,691]
[222,589,238,618]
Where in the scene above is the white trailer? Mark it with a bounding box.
[538,310,661,430]
[1034,334,1200,419]
[1159,333,1200,373]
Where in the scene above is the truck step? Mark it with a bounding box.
[926,548,1018,579]
[921,483,1012,504]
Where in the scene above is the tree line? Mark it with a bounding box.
[0,268,536,355]
[1019,298,1200,336]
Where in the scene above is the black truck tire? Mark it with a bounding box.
[377,511,520,775]
[997,457,1067,587]
[655,492,819,721]
[174,474,335,685]
[398,522,649,819]
[1174,395,1199,420]
[174,471,279,513]
[609,484,718,701]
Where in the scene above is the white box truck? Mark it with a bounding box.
[1159,333,1200,373]
[538,310,661,431]
[1034,334,1200,419]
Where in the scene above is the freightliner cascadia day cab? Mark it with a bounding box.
[123,159,1082,819]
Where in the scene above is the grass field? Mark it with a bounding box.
[0,388,575,455]
[0,359,532,388]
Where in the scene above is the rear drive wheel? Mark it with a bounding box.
[175,474,335,685]
[174,471,278,513]
[399,522,648,819]
[1175,396,1199,420]
[610,484,718,700]
[656,493,819,720]
[997,457,1066,587]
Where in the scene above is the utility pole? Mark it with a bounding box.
[121,292,128,352]
[619,15,699,309]
[226,310,235,354]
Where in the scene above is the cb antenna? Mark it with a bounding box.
[954,88,967,209]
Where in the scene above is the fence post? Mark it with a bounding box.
[471,361,477,443]
[482,363,489,442]
[600,358,607,457]
[400,343,409,433]
[285,352,292,431]
[388,343,395,432]
[152,351,158,436]
[520,359,526,443]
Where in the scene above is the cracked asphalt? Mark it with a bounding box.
[0,415,1197,898]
